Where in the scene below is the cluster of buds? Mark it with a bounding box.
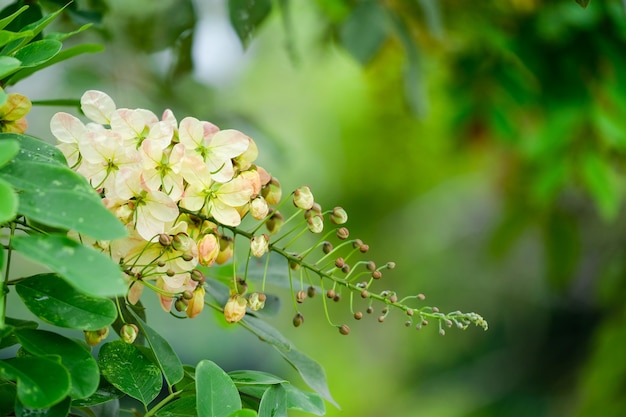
[52,90,487,336]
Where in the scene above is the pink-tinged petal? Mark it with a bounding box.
[179,117,204,148]
[50,112,86,144]
[181,155,212,188]
[56,142,80,167]
[209,199,242,226]
[162,174,185,202]
[209,129,250,158]
[145,121,174,149]
[168,143,185,173]
[77,161,107,187]
[161,109,177,126]
[110,108,159,143]
[141,139,164,167]
[81,90,116,124]
[146,191,179,222]
[217,177,254,207]
[180,185,206,212]
[161,272,188,289]
[135,209,164,241]
[156,279,175,312]
[206,158,234,183]
[202,120,220,136]
[128,281,144,305]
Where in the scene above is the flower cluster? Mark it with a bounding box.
[51,90,279,317]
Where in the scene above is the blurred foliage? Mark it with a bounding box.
[4,0,626,415]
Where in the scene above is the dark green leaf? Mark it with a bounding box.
[228,0,272,48]
[0,381,16,416]
[339,1,388,65]
[14,396,71,417]
[7,43,104,86]
[44,23,93,42]
[71,379,124,407]
[15,273,118,330]
[0,133,66,166]
[258,384,287,417]
[12,235,127,298]
[576,0,590,8]
[127,309,184,386]
[0,160,127,240]
[0,356,70,409]
[15,329,99,399]
[98,340,162,406]
[0,318,38,350]
[0,178,17,223]
[240,316,337,407]
[196,360,241,417]
[154,396,197,417]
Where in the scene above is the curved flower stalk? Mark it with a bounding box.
[51,90,487,335]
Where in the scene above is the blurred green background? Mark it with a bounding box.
[8,0,626,415]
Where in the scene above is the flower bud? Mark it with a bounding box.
[174,299,187,312]
[250,234,269,257]
[247,292,266,311]
[296,290,307,303]
[158,234,172,247]
[265,211,284,234]
[338,324,350,335]
[262,177,282,205]
[292,312,304,327]
[307,286,316,298]
[84,327,109,346]
[293,186,314,210]
[330,207,348,225]
[216,235,234,264]
[224,294,247,323]
[191,269,206,283]
[322,241,333,254]
[307,215,323,233]
[250,196,270,220]
[354,311,363,320]
[235,277,248,295]
[198,234,220,266]
[172,233,193,252]
[336,227,349,240]
[186,286,205,318]
[121,324,139,344]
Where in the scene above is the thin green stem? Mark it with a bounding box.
[144,390,184,417]
[0,223,16,328]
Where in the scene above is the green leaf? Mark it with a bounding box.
[581,152,620,220]
[98,340,162,406]
[0,356,71,409]
[196,360,242,417]
[229,370,286,386]
[14,396,71,417]
[0,133,66,166]
[154,396,197,417]
[0,51,22,79]
[258,384,287,417]
[127,309,184,386]
[15,329,99,399]
[0,317,38,350]
[0,139,18,166]
[71,379,124,407]
[0,178,17,224]
[576,0,590,7]
[45,23,93,42]
[0,160,127,240]
[12,235,127,298]
[226,410,257,417]
[0,5,29,30]
[282,384,325,415]
[240,316,337,407]
[1,5,67,55]
[15,273,118,330]
[7,43,104,86]
[339,0,388,65]
[12,39,62,67]
[228,0,272,48]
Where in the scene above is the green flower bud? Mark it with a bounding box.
[293,186,314,210]
[121,324,139,344]
[330,207,348,225]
